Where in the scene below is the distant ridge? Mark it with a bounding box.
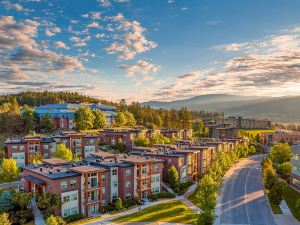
[142,94,300,122]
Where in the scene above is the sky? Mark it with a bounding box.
[1,0,300,102]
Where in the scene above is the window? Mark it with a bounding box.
[125,181,131,188]
[19,145,25,150]
[63,209,70,217]
[101,175,106,181]
[70,193,77,201]
[43,145,49,150]
[151,187,160,194]
[168,159,172,163]
[142,164,147,174]
[126,193,131,199]
[44,153,49,158]
[125,169,131,176]
[61,181,67,189]
[70,180,77,187]
[102,200,106,206]
[63,196,70,203]
[113,181,117,187]
[102,187,106,194]
[12,146,18,150]
[112,194,118,200]
[71,207,78,215]
[112,169,117,175]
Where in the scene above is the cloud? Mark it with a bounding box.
[0,16,39,50]
[87,21,100,28]
[98,0,112,7]
[96,33,105,38]
[118,60,160,80]
[45,27,61,37]
[181,7,188,11]
[151,27,300,100]
[2,1,25,11]
[105,19,157,60]
[168,0,175,4]
[54,41,69,49]
[69,36,91,47]
[177,71,201,80]
[91,12,102,20]
[45,29,55,37]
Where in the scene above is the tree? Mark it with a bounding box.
[196,210,216,225]
[9,97,20,115]
[40,114,55,131]
[248,145,256,155]
[196,175,217,211]
[11,191,31,209]
[277,162,292,180]
[46,215,65,225]
[270,143,292,164]
[124,111,136,126]
[75,107,95,130]
[114,197,123,210]
[168,166,179,190]
[264,167,276,190]
[134,137,150,147]
[29,153,43,165]
[0,158,19,182]
[21,106,36,133]
[115,112,127,126]
[269,181,283,205]
[0,191,14,212]
[296,199,300,211]
[52,144,73,161]
[0,213,11,225]
[37,193,62,217]
[93,110,107,129]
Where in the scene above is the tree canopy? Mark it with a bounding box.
[75,107,95,130]
[0,158,19,182]
[52,144,73,161]
[270,143,292,164]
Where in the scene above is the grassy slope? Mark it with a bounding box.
[283,186,300,221]
[187,186,200,206]
[112,200,197,224]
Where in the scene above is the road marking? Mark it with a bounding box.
[244,164,253,225]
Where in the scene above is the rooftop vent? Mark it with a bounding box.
[34,165,38,168]
[57,168,61,172]
[40,168,43,172]
[49,171,52,174]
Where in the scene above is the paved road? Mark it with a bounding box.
[217,155,277,225]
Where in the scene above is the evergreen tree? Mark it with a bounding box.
[168,166,179,190]
[114,197,123,210]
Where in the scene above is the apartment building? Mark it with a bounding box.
[91,151,164,200]
[23,154,160,218]
[214,116,271,129]
[99,129,136,150]
[264,132,300,145]
[34,103,117,130]
[52,131,99,158]
[160,129,193,140]
[5,136,56,166]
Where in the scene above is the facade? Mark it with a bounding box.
[264,132,300,145]
[5,136,56,166]
[34,103,117,130]
[5,131,98,166]
[52,131,99,158]
[99,129,136,150]
[214,116,271,129]
[160,129,193,140]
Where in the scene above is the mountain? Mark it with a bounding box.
[142,94,300,122]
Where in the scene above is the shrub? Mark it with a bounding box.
[157,192,176,198]
[269,181,283,205]
[103,203,116,213]
[64,214,83,223]
[123,198,138,208]
[114,197,123,210]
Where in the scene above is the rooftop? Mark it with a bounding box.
[70,165,105,174]
[42,158,72,166]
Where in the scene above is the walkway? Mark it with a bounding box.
[274,200,300,225]
[31,198,45,225]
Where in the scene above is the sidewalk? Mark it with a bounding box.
[31,198,45,225]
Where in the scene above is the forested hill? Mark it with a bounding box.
[0,91,115,107]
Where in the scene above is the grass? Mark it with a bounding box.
[238,129,275,136]
[187,186,200,206]
[24,220,35,225]
[79,129,99,134]
[266,191,282,214]
[68,216,102,225]
[283,185,300,221]
[112,200,198,224]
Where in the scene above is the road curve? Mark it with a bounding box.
[216,155,277,225]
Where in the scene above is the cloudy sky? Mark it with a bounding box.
[1,0,300,102]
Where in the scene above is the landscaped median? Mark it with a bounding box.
[111,200,198,224]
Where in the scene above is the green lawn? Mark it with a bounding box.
[283,186,300,221]
[187,186,200,206]
[112,200,198,224]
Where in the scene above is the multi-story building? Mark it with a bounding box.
[214,116,271,129]
[34,103,117,130]
[23,153,163,219]
[290,143,300,191]
[52,131,99,158]
[160,129,193,140]
[99,129,137,150]
[5,136,56,166]
[263,132,300,145]
[91,151,164,200]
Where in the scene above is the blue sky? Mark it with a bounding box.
[1,0,300,102]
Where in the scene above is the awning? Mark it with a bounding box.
[24,175,46,185]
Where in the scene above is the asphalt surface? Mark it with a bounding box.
[219,155,277,225]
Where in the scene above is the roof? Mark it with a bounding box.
[92,151,116,159]
[42,158,72,166]
[5,136,55,144]
[70,166,105,174]
[24,175,47,185]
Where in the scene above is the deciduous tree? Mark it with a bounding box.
[75,107,95,130]
[168,166,179,190]
[93,109,107,129]
[52,144,73,161]
[0,158,19,182]
[270,143,292,164]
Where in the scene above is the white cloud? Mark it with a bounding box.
[181,7,188,11]
[91,12,102,20]
[118,60,160,81]
[87,21,100,28]
[98,0,111,7]
[2,1,25,11]
[54,41,69,49]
